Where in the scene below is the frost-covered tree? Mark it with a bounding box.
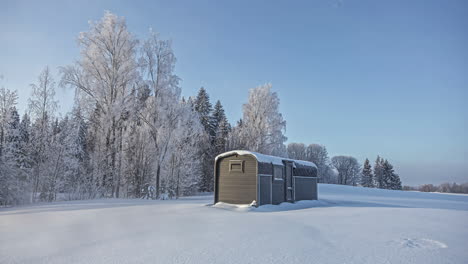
[138,28,183,198]
[61,12,138,197]
[391,173,402,190]
[28,66,58,202]
[0,96,22,206]
[287,143,307,160]
[39,118,66,202]
[193,87,215,192]
[287,142,337,184]
[236,83,287,156]
[61,106,90,200]
[0,107,29,205]
[374,156,384,188]
[4,108,22,168]
[162,101,205,198]
[194,87,214,137]
[361,158,374,187]
[212,100,230,155]
[381,159,402,190]
[226,119,245,151]
[18,113,32,170]
[0,80,18,158]
[305,144,335,183]
[331,155,361,186]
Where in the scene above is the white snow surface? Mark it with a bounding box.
[215,150,317,168]
[1,184,468,264]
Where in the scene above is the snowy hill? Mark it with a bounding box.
[1,184,467,264]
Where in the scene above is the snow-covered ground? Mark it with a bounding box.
[1,184,467,264]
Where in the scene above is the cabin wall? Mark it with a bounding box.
[259,176,272,205]
[216,155,257,204]
[272,181,285,204]
[294,177,318,201]
[258,162,273,175]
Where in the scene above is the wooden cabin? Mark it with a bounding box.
[214,150,318,206]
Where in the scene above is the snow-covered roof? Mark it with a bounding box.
[215,150,317,169]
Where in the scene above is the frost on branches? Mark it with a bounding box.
[230,83,287,157]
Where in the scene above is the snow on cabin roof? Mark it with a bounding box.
[215,150,317,169]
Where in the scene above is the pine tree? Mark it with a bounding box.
[391,172,402,190]
[212,100,226,133]
[381,159,393,189]
[194,87,214,138]
[212,100,230,155]
[193,87,216,192]
[361,158,374,187]
[374,156,384,188]
[1,107,28,205]
[381,159,402,190]
[19,113,32,170]
[62,107,89,200]
[4,108,22,166]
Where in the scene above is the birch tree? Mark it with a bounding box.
[61,12,138,197]
[138,29,182,198]
[237,83,287,156]
[28,66,58,201]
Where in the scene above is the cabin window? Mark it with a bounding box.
[273,165,283,180]
[229,160,244,173]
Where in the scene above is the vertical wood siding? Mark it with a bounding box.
[216,155,257,204]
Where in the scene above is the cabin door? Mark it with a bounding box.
[285,162,294,202]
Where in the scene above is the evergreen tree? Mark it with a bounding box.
[4,108,22,165]
[361,158,374,187]
[18,113,32,170]
[390,172,402,190]
[212,100,230,155]
[194,87,214,137]
[62,107,89,200]
[381,159,393,189]
[212,100,226,133]
[1,107,28,205]
[193,87,216,192]
[382,159,402,190]
[374,156,384,188]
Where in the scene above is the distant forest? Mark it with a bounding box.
[1,12,462,207]
[404,183,468,194]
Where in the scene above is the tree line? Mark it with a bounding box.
[287,143,402,189]
[404,182,468,194]
[1,12,403,206]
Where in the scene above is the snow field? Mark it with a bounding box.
[1,184,467,264]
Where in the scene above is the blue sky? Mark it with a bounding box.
[1,0,467,185]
